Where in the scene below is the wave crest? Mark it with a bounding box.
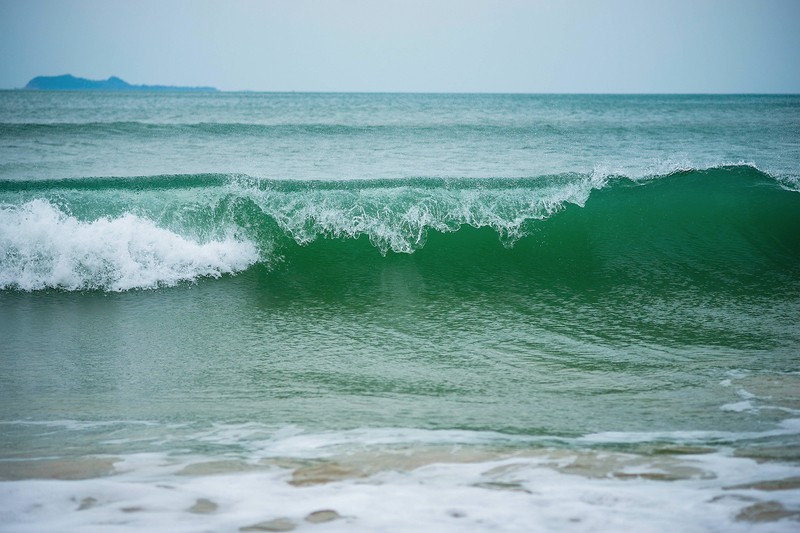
[231,175,600,254]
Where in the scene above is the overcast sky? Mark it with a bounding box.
[1,0,798,93]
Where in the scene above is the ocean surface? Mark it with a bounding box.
[1,92,799,532]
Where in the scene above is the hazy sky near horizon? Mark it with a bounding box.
[1,0,799,93]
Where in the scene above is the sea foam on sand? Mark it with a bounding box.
[2,444,800,533]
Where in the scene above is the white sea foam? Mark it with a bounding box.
[1,446,799,533]
[720,401,756,413]
[2,423,800,531]
[0,200,259,291]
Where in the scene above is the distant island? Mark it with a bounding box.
[24,74,217,92]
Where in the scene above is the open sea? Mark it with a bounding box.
[1,91,799,532]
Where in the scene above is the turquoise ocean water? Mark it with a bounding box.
[1,92,799,531]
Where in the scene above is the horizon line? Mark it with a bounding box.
[4,88,800,96]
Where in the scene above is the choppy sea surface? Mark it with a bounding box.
[1,92,799,532]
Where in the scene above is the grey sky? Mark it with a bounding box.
[1,0,798,93]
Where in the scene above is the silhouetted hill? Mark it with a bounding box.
[24,74,217,92]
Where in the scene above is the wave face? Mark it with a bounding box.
[1,165,798,293]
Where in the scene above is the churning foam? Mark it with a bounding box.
[0,200,259,291]
[2,435,800,533]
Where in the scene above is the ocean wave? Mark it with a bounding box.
[1,165,798,291]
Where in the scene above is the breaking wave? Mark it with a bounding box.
[1,165,798,291]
